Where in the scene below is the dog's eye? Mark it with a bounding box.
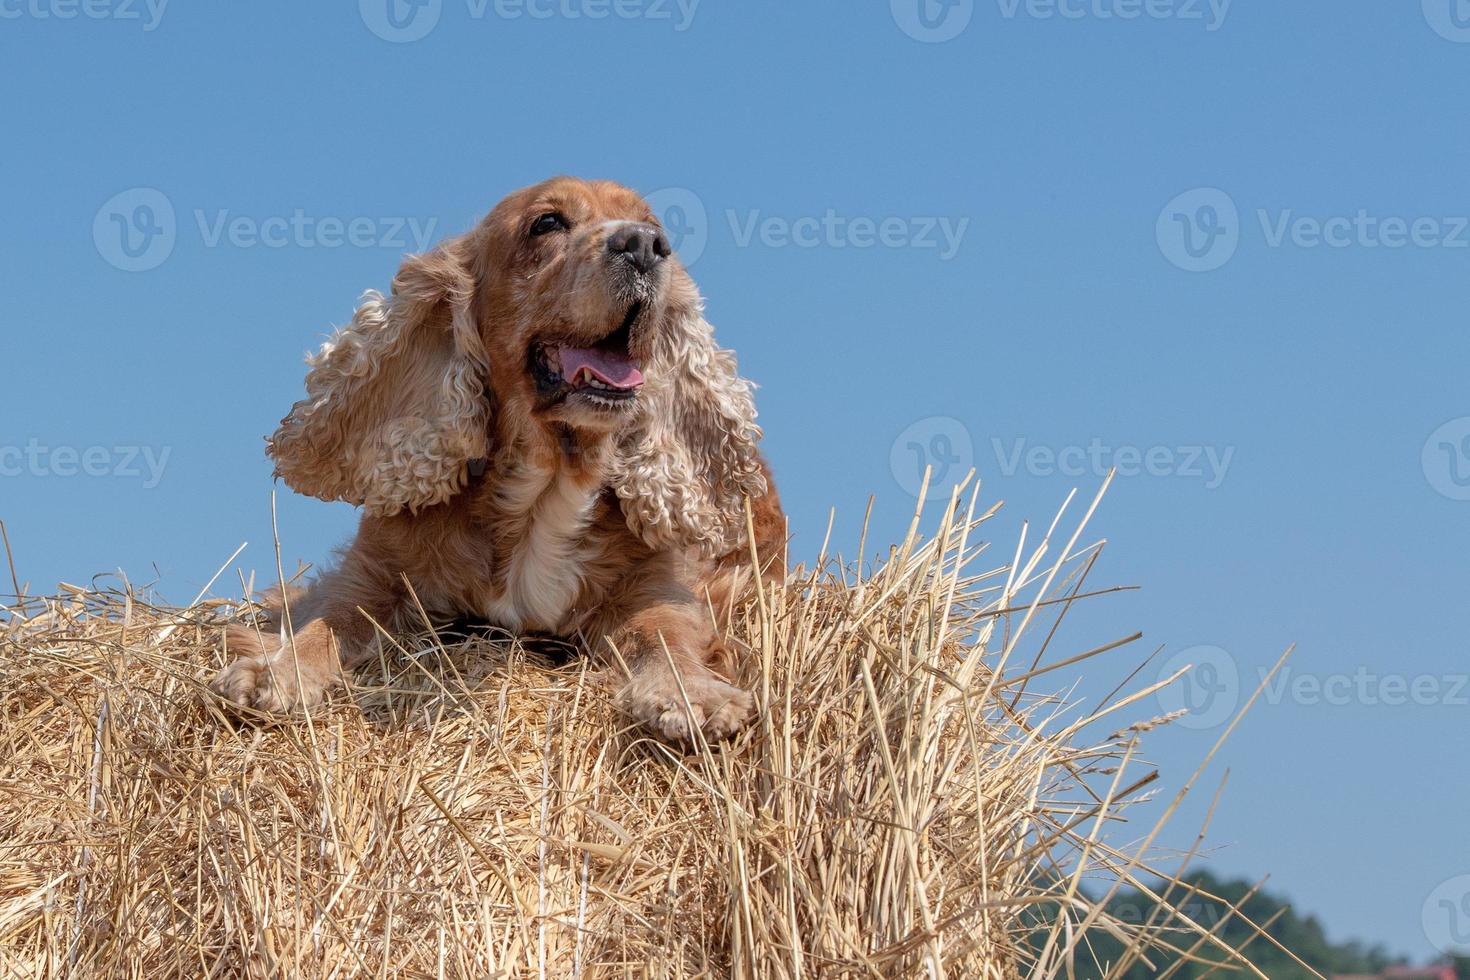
[530,212,569,237]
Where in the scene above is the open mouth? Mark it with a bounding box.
[532,302,645,406]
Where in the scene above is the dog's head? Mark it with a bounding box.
[475,178,681,433]
[268,176,766,555]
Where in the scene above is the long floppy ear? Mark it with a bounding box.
[613,305,768,556]
[267,237,489,516]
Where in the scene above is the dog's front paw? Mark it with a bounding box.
[620,672,755,744]
[210,652,337,714]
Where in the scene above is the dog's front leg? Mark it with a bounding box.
[211,566,398,713]
[597,589,755,743]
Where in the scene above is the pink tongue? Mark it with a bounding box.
[558,346,644,389]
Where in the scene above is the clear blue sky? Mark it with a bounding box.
[3,0,1466,962]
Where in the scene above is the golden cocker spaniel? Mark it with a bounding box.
[210,176,785,742]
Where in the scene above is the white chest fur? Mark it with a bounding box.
[482,466,599,631]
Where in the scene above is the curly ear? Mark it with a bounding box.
[267,238,489,516]
[613,306,768,556]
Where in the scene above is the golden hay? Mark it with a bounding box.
[0,486,1279,978]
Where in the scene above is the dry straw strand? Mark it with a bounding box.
[0,485,1286,979]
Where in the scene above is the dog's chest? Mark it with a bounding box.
[480,467,599,631]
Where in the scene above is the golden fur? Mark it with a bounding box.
[211,177,785,742]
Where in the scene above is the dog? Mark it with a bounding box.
[210,176,785,742]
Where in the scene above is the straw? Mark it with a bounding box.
[0,487,1282,978]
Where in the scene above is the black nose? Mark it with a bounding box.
[606,222,670,274]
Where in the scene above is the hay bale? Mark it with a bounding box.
[0,492,1269,978]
